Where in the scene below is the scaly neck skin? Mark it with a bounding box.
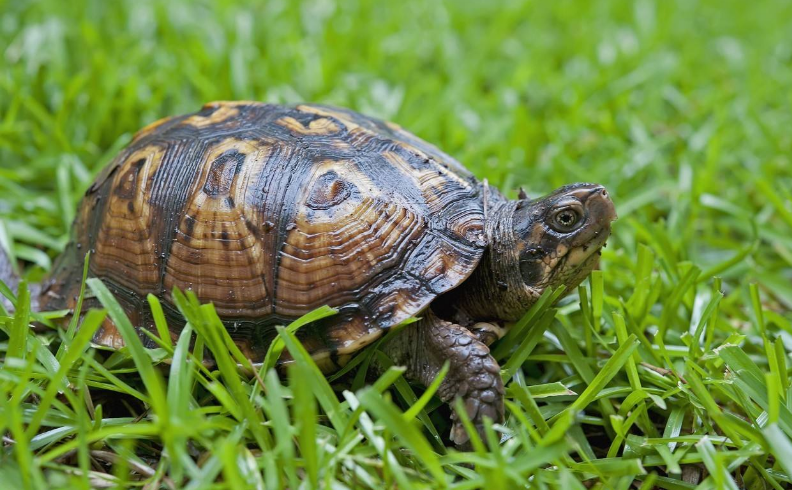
[437,192,538,324]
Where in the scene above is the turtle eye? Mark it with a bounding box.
[550,206,582,233]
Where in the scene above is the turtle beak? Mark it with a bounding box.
[548,183,617,224]
[585,186,617,224]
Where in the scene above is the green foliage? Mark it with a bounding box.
[1,0,792,487]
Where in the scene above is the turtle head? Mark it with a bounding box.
[435,182,616,323]
[512,183,616,297]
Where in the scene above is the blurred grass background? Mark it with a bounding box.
[2,0,792,488]
[1,0,791,297]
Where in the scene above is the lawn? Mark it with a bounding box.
[1,0,792,488]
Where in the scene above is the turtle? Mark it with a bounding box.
[0,101,616,448]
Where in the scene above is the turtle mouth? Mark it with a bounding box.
[565,236,608,270]
[547,244,604,291]
[550,227,611,287]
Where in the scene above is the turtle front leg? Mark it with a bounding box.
[380,311,504,448]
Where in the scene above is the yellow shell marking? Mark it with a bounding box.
[182,104,240,128]
[132,116,176,142]
[276,116,342,135]
[93,146,165,292]
[296,105,361,131]
[164,138,274,315]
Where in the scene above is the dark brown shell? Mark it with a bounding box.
[42,101,487,367]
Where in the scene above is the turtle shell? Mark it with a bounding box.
[42,101,487,368]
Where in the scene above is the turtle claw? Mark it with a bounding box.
[379,311,506,451]
[451,420,471,448]
[432,320,505,449]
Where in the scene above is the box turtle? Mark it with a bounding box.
[1,101,616,448]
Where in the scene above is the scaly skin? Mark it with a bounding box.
[379,310,504,447]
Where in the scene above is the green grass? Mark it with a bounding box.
[1,0,792,487]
